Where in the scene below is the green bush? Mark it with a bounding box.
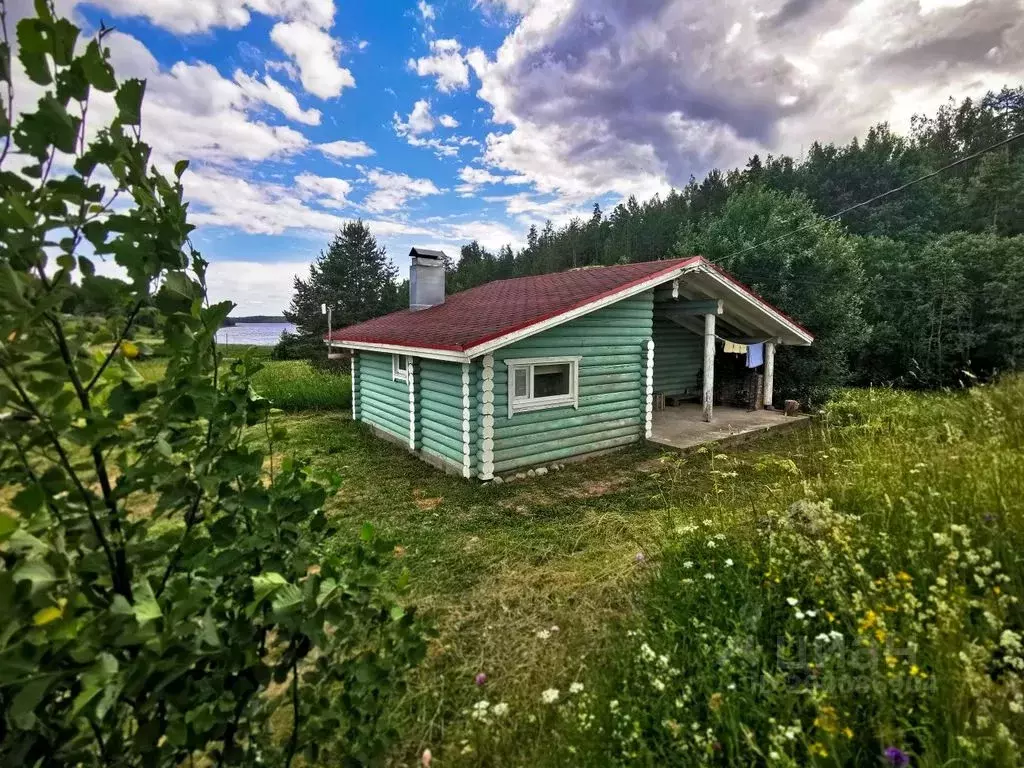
[0,6,425,765]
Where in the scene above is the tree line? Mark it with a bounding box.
[283,87,1024,401]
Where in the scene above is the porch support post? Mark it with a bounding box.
[702,312,715,422]
[763,341,776,409]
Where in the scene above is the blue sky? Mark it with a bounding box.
[18,0,1022,313]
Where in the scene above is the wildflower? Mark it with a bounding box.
[809,742,829,758]
[635,551,646,564]
[703,519,713,526]
[706,539,717,549]
[541,688,560,704]
[609,700,619,711]
[909,665,920,676]
[492,702,509,717]
[724,558,734,567]
[683,560,695,569]
[536,629,551,640]
[786,597,798,607]
[550,625,560,633]
[652,678,666,691]
[883,746,909,766]
[858,610,878,631]
[421,748,432,767]
[704,573,715,581]
[475,672,487,686]
[640,642,657,662]
[569,682,584,694]
[709,693,723,711]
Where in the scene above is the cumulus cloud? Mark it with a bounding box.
[455,165,509,194]
[409,38,471,92]
[361,169,442,213]
[233,70,321,124]
[83,0,336,34]
[393,98,436,136]
[271,21,355,98]
[468,0,1024,203]
[438,114,460,128]
[318,139,376,158]
[295,172,353,208]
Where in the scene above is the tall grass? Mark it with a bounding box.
[132,350,351,413]
[440,379,1024,766]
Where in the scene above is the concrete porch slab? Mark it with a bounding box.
[648,403,810,453]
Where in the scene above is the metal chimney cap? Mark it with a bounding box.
[409,247,447,260]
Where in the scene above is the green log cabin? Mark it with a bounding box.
[327,249,813,480]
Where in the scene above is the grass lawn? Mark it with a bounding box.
[258,376,1024,766]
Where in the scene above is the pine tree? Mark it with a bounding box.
[279,221,400,358]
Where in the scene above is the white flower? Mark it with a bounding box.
[610,700,619,711]
[683,560,695,569]
[652,678,666,691]
[704,573,715,581]
[786,597,798,606]
[794,610,805,620]
[569,682,584,694]
[541,688,560,704]
[492,702,509,717]
[706,539,717,549]
[640,642,657,662]
[536,629,551,640]
[724,558,734,567]
[702,519,713,526]
[550,625,560,633]
[805,609,817,618]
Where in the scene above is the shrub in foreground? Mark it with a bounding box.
[0,6,424,765]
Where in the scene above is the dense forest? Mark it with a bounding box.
[283,87,1024,402]
[439,87,1024,400]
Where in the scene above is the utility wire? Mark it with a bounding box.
[722,130,1024,261]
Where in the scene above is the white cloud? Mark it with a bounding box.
[233,70,321,124]
[418,0,435,21]
[466,0,1024,206]
[438,114,460,128]
[295,172,353,208]
[393,98,435,136]
[455,165,509,194]
[361,168,442,213]
[271,20,355,98]
[82,0,336,34]
[409,38,471,92]
[207,260,312,316]
[318,139,376,158]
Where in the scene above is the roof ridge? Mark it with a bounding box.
[450,256,697,293]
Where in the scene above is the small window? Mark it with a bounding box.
[506,357,580,417]
[393,354,409,382]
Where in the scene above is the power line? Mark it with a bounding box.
[722,130,1024,261]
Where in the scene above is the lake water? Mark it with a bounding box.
[215,322,295,347]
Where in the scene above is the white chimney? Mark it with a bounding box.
[409,248,446,311]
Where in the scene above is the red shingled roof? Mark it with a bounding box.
[327,258,698,352]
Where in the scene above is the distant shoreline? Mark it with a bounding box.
[222,315,287,327]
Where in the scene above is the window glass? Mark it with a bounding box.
[397,355,408,371]
[513,367,529,398]
[533,363,570,398]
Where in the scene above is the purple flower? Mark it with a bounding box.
[884,747,909,766]
[475,672,487,686]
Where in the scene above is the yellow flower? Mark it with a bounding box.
[121,340,140,359]
[885,655,898,668]
[874,628,887,643]
[809,742,830,758]
[814,705,839,734]
[910,665,920,676]
[858,610,878,632]
[896,571,912,583]
[842,727,854,739]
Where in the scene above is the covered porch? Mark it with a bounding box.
[648,266,813,424]
[647,402,809,452]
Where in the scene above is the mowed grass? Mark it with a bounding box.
[255,377,1024,766]
[134,345,351,413]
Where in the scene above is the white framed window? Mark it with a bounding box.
[506,356,580,417]
[392,354,409,382]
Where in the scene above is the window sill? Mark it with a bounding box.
[509,396,577,415]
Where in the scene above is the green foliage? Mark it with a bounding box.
[280,221,402,361]
[0,4,425,765]
[533,380,1024,766]
[676,187,866,404]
